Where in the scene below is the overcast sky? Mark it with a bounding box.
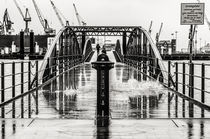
[1,0,210,50]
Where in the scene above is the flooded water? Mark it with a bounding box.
[32,52,210,119]
[1,52,210,139]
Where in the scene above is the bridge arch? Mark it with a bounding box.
[39,26,93,83]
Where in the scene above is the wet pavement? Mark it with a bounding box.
[1,119,210,139]
[1,51,210,138]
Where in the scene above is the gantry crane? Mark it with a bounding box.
[50,0,69,27]
[155,22,163,43]
[2,9,14,35]
[13,0,31,33]
[73,3,86,26]
[32,0,55,35]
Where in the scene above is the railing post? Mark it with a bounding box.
[28,61,31,118]
[12,62,15,118]
[189,62,194,117]
[1,63,5,118]
[175,62,178,117]
[201,63,205,117]
[47,58,50,80]
[36,60,39,115]
[167,61,171,117]
[168,61,171,88]
[21,61,24,118]
[182,62,186,117]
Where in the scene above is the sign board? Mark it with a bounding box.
[181,3,205,25]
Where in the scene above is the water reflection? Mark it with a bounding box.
[39,63,210,119]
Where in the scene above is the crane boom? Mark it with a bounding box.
[50,0,65,27]
[158,22,163,36]
[13,0,24,19]
[156,22,163,43]
[73,3,86,26]
[197,0,210,30]
[148,21,153,34]
[32,0,55,34]
[32,0,45,28]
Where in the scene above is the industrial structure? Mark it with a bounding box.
[13,0,31,33]
[32,0,56,35]
[50,0,69,27]
[73,3,86,26]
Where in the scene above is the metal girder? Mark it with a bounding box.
[68,26,141,36]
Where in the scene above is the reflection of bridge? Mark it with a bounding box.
[0,26,210,138]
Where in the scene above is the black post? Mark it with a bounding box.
[92,54,114,126]
[20,31,25,59]
[21,62,24,118]
[12,62,15,118]
[30,31,34,55]
[1,63,5,118]
[122,32,127,55]
[81,32,86,53]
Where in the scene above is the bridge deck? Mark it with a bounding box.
[1,119,210,139]
[1,51,210,138]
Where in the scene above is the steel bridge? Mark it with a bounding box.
[0,26,210,138]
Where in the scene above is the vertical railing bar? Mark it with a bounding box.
[21,61,24,118]
[175,62,178,118]
[28,61,31,118]
[182,62,185,118]
[35,60,39,115]
[12,62,15,118]
[1,62,5,118]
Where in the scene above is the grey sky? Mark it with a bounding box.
[1,0,210,50]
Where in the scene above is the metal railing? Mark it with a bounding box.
[0,54,83,118]
[121,55,210,117]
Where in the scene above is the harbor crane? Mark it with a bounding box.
[155,22,163,44]
[2,9,14,35]
[50,0,69,27]
[13,0,31,33]
[148,21,153,34]
[197,0,210,30]
[73,3,86,26]
[32,0,55,35]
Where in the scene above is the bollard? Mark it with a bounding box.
[29,31,35,58]
[92,53,114,126]
[19,31,25,59]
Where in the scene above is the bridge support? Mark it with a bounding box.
[92,54,114,126]
[122,32,127,56]
[81,32,86,53]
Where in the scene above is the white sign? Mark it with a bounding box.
[181,3,205,25]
